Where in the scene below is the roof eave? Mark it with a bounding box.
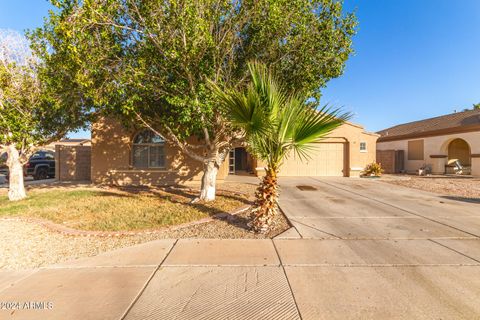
[377,124,480,142]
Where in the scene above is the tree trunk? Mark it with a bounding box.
[6,145,27,201]
[251,166,279,233]
[199,160,219,202]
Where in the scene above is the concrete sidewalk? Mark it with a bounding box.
[1,238,480,319]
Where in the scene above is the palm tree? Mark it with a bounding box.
[211,62,351,233]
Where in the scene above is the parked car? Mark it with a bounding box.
[0,152,7,176]
[25,150,56,180]
[1,150,56,181]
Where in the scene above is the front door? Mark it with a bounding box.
[229,147,253,174]
[234,148,247,171]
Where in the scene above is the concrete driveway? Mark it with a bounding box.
[279,176,480,239]
[276,177,480,319]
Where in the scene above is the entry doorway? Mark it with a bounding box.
[448,138,471,166]
[446,138,471,175]
[229,147,254,175]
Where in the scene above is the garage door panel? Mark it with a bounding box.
[279,143,345,177]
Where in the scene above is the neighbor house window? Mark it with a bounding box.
[408,140,424,160]
[360,142,367,152]
[133,130,166,168]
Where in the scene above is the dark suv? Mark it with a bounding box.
[0,152,7,177]
[25,150,56,180]
[0,150,54,181]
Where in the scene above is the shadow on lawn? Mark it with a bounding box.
[113,185,251,205]
[118,185,254,231]
[100,185,254,228]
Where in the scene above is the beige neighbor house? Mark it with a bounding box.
[90,117,378,186]
[377,109,480,176]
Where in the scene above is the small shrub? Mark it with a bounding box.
[362,162,384,177]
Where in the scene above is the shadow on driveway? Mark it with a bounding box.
[440,195,480,204]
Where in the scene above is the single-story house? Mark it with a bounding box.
[376,109,480,176]
[90,117,378,186]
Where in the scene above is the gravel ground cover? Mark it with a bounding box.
[381,175,480,199]
[0,181,290,270]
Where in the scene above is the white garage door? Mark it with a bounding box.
[279,143,345,177]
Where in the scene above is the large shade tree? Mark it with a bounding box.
[212,62,350,232]
[0,29,89,201]
[31,0,357,201]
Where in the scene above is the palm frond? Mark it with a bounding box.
[289,104,351,161]
[209,78,270,136]
[209,61,351,233]
[210,61,350,167]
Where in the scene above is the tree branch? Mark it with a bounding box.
[134,112,206,163]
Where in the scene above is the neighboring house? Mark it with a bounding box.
[91,117,378,186]
[45,138,91,151]
[377,109,480,176]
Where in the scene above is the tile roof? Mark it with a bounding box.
[377,109,480,141]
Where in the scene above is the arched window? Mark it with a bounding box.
[133,130,166,168]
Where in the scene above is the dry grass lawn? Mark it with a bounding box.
[0,186,249,231]
[0,181,292,270]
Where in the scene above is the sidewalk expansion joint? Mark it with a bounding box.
[120,239,178,320]
[272,239,303,320]
[429,239,480,264]
[279,263,480,267]
[0,270,38,295]
[289,218,341,239]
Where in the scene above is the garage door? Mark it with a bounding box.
[279,143,345,177]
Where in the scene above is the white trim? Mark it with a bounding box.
[359,141,367,153]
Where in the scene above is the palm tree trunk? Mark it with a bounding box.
[251,166,279,233]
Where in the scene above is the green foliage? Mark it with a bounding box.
[362,162,384,177]
[211,62,351,172]
[30,0,357,144]
[473,103,480,110]
[0,30,90,155]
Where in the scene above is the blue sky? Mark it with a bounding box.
[1,0,479,137]
[324,0,480,131]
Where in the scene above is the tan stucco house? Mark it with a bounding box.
[377,109,480,176]
[90,117,378,186]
